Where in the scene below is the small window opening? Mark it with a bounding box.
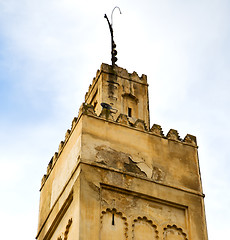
[112,213,115,225]
[128,107,132,117]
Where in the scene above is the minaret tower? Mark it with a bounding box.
[36,63,208,240]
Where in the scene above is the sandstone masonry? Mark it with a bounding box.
[36,63,208,240]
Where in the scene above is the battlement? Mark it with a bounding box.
[40,102,197,189]
[85,63,147,102]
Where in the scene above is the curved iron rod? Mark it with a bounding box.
[104,7,122,66]
[111,6,122,26]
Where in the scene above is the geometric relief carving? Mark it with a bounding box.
[163,225,188,240]
[132,216,159,240]
[100,208,128,240]
[100,186,188,240]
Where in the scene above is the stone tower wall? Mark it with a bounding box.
[36,64,208,240]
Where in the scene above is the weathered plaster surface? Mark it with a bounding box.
[36,64,207,240]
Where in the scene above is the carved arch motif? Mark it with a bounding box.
[100,208,128,240]
[132,216,159,240]
[163,224,188,240]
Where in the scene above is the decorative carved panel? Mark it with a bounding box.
[163,224,188,240]
[132,216,159,240]
[100,184,189,239]
[100,208,128,240]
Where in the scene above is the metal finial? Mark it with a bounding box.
[104,7,122,66]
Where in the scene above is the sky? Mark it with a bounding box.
[0,0,229,239]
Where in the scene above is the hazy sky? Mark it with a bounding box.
[0,0,229,239]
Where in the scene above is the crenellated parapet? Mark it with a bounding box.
[96,63,147,84]
[40,110,81,189]
[150,124,164,137]
[102,63,147,83]
[40,102,197,189]
[166,129,181,141]
[183,134,197,146]
[79,103,97,117]
[84,69,101,101]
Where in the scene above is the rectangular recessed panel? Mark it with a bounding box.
[100,185,189,240]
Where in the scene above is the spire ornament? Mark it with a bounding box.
[104,7,122,66]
